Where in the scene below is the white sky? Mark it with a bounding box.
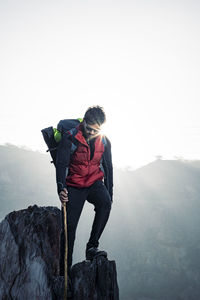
[1,0,200,168]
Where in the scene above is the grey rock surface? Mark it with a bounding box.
[71,257,119,300]
[0,205,60,299]
[0,205,119,300]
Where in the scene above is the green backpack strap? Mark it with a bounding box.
[77,118,83,123]
[53,128,62,143]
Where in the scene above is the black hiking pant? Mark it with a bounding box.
[59,180,112,276]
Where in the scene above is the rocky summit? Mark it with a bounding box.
[0,205,119,300]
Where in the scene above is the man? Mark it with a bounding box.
[56,106,113,277]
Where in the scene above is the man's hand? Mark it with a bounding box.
[59,188,69,204]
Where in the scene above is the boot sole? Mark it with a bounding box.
[86,251,107,261]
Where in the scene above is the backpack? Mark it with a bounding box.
[41,118,83,166]
[41,118,107,166]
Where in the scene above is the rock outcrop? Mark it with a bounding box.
[70,257,119,299]
[0,205,119,300]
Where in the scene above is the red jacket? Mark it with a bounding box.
[66,128,104,188]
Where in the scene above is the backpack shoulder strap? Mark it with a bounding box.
[65,127,79,155]
[102,135,107,148]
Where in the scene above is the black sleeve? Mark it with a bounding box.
[102,137,113,202]
[56,132,71,194]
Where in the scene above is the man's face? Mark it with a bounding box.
[83,120,101,140]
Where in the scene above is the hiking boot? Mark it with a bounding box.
[86,247,107,260]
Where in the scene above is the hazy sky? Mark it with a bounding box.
[1,0,200,168]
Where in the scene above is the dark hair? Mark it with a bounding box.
[84,106,106,125]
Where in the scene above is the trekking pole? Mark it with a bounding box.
[63,203,68,300]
